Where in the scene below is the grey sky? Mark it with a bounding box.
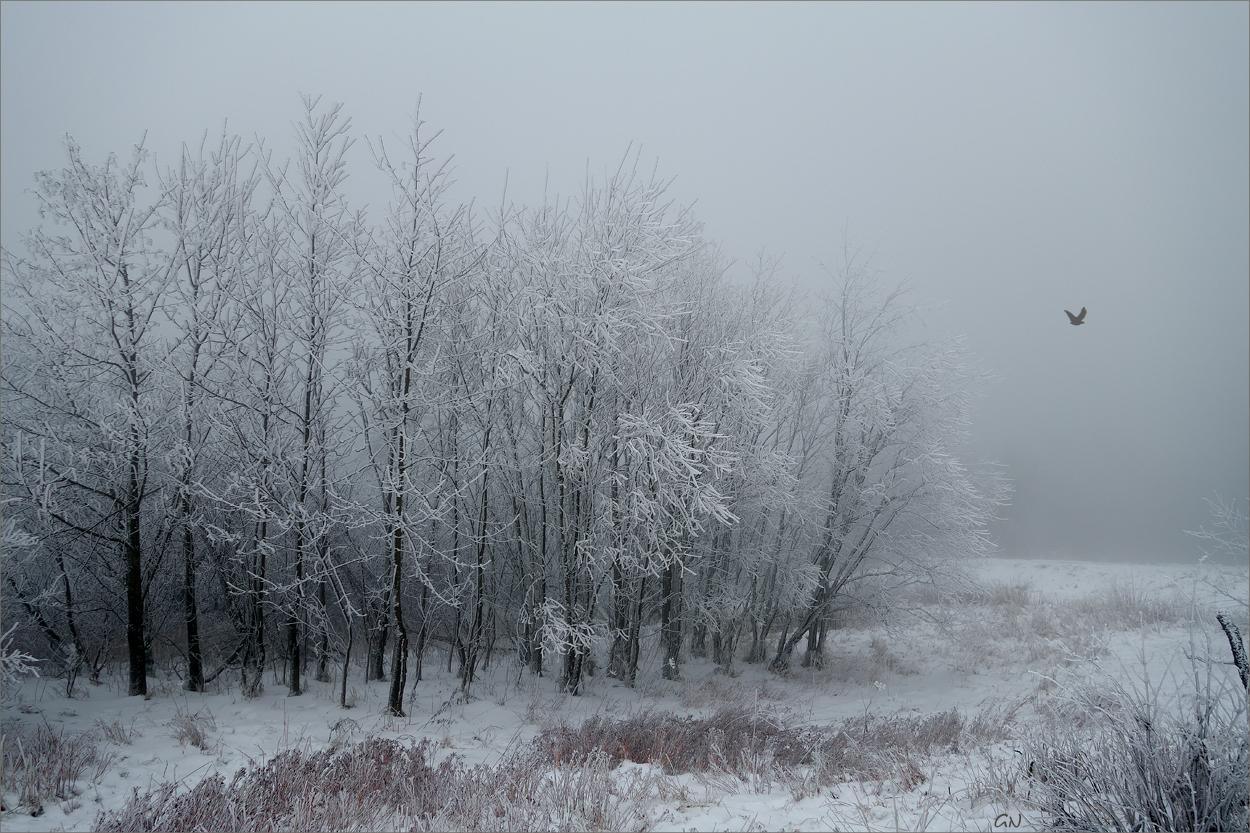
[3,1,1247,562]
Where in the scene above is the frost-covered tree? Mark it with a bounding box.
[262,96,361,696]
[1,97,1011,699]
[1,501,42,696]
[1188,493,1249,565]
[768,251,1008,672]
[498,155,715,693]
[159,129,261,691]
[346,110,483,714]
[1,136,177,696]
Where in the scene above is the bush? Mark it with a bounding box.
[1013,637,1249,832]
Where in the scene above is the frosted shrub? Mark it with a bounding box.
[1,624,40,698]
[1015,639,1249,831]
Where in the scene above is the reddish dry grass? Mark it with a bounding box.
[95,737,630,832]
[96,704,1017,830]
[535,704,1014,789]
[1,723,114,815]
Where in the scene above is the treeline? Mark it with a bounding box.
[0,96,1005,714]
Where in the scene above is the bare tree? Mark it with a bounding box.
[769,250,1008,673]
[262,96,361,696]
[1,98,1016,703]
[159,129,261,691]
[1188,493,1249,565]
[346,109,482,714]
[2,135,177,696]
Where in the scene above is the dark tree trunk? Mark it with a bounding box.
[183,519,203,691]
[771,601,824,674]
[1217,612,1248,691]
[530,578,546,677]
[368,613,388,682]
[691,621,707,659]
[626,575,646,687]
[287,524,304,697]
[412,580,429,685]
[608,557,629,680]
[315,576,332,683]
[125,495,146,697]
[660,560,682,680]
[802,617,827,668]
[386,524,408,716]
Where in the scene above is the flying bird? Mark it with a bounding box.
[1065,307,1087,326]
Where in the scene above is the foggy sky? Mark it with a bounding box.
[2,1,1247,563]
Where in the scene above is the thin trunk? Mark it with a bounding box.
[125,466,146,697]
[412,578,429,685]
[462,458,490,692]
[286,552,303,696]
[626,574,646,687]
[386,515,409,715]
[660,558,682,681]
[315,576,331,683]
[183,515,203,691]
[314,448,332,684]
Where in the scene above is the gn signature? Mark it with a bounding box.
[993,813,1023,829]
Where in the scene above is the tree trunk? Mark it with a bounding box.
[608,557,630,680]
[412,579,429,685]
[315,577,332,683]
[660,560,682,680]
[287,522,304,697]
[368,618,388,682]
[771,603,822,674]
[386,521,409,716]
[1217,612,1248,691]
[626,575,646,687]
[183,519,203,691]
[125,494,146,696]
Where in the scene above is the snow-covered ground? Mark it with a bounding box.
[2,556,1246,832]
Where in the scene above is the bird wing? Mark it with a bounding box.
[1065,309,1079,324]
[1076,306,1086,321]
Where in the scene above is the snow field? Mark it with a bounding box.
[2,556,1246,832]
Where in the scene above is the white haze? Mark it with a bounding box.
[2,1,1247,562]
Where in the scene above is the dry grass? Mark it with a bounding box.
[95,737,651,832]
[943,574,1196,677]
[167,703,216,752]
[991,632,1249,832]
[95,717,140,746]
[1064,578,1187,630]
[1,723,114,816]
[677,673,784,709]
[95,700,1018,831]
[535,703,1016,791]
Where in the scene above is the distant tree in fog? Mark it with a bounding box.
[768,250,1009,673]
